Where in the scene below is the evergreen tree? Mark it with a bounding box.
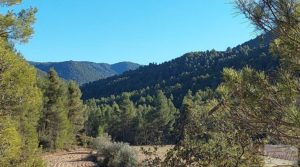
[107,102,122,139]
[174,90,194,143]
[38,69,72,149]
[0,0,37,43]
[164,91,263,166]
[0,1,45,166]
[146,90,178,144]
[163,1,300,166]
[67,81,85,140]
[118,93,136,142]
[0,38,44,166]
[85,99,103,137]
[131,105,149,145]
[232,0,300,143]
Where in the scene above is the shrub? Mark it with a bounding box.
[92,134,138,167]
[92,133,112,151]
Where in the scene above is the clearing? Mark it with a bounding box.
[42,146,297,167]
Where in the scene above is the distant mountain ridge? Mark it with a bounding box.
[30,61,140,85]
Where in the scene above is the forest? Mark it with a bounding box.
[81,33,279,107]
[0,0,300,167]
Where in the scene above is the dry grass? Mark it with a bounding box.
[132,145,297,166]
[132,145,173,163]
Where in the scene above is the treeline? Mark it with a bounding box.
[85,90,178,145]
[0,48,85,166]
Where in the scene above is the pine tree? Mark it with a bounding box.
[164,90,263,166]
[233,0,300,143]
[67,81,85,140]
[174,91,194,143]
[38,69,72,149]
[85,100,103,137]
[107,102,122,139]
[132,105,149,145]
[0,0,37,43]
[118,93,136,143]
[146,90,178,144]
[0,38,44,166]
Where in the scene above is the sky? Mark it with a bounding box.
[12,0,256,65]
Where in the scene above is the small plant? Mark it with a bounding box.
[92,134,138,167]
[92,133,112,151]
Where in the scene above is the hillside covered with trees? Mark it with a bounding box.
[81,0,300,166]
[81,33,278,106]
[31,61,140,85]
[1,0,300,166]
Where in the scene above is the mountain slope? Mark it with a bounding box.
[31,61,140,85]
[80,34,278,106]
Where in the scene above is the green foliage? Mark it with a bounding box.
[104,93,137,142]
[219,66,300,144]
[145,90,178,144]
[160,90,262,167]
[0,0,37,43]
[85,90,178,145]
[85,99,104,137]
[92,134,138,167]
[81,2,300,166]
[0,118,21,167]
[67,81,85,139]
[0,39,44,166]
[0,1,46,166]
[37,69,86,150]
[233,0,300,144]
[1,0,298,166]
[160,1,300,166]
[81,34,278,107]
[38,69,73,149]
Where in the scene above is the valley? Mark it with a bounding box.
[1,0,299,167]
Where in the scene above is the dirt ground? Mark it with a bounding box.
[42,149,97,167]
[42,146,172,167]
[42,146,296,167]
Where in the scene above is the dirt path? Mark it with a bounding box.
[43,150,97,167]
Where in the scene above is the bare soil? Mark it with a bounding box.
[42,149,97,167]
[42,146,296,167]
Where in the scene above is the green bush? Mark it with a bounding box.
[92,134,138,167]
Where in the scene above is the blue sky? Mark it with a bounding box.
[13,0,256,65]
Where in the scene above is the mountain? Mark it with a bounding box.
[80,34,278,106]
[30,61,140,85]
